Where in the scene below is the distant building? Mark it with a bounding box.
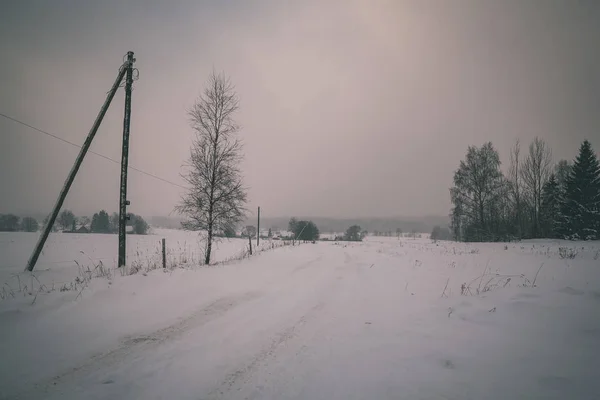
[64,223,90,234]
[76,225,90,234]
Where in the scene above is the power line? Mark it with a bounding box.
[0,112,187,189]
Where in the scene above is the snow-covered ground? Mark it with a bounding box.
[1,235,599,399]
[0,228,257,286]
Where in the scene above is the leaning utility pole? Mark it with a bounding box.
[118,51,135,268]
[25,55,132,272]
[257,206,260,247]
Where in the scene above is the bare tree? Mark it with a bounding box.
[508,139,524,238]
[79,216,91,227]
[450,142,504,241]
[176,72,247,265]
[521,137,553,237]
[57,209,76,231]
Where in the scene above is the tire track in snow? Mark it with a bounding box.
[20,291,263,400]
[202,301,327,400]
[203,250,350,399]
[291,255,324,275]
[122,290,262,345]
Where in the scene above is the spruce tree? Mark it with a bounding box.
[540,174,561,238]
[555,160,572,193]
[560,140,600,240]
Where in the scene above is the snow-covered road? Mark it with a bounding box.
[2,239,600,399]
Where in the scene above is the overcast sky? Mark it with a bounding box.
[1,0,599,219]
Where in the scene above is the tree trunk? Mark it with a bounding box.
[479,202,485,233]
[205,230,212,265]
[205,135,218,265]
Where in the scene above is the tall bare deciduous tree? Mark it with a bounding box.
[450,142,505,241]
[508,139,524,238]
[176,72,247,265]
[57,209,76,231]
[521,137,553,237]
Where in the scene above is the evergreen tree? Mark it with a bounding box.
[91,210,111,233]
[555,159,572,193]
[560,140,600,240]
[540,174,561,238]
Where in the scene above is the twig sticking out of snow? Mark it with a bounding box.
[441,278,450,298]
[1,283,15,300]
[477,260,491,294]
[531,263,544,287]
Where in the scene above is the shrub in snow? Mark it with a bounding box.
[558,247,578,260]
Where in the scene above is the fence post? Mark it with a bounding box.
[162,238,166,269]
[257,206,260,247]
[248,236,253,256]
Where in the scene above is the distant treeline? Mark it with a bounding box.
[0,214,39,232]
[0,209,149,235]
[242,216,448,235]
[450,139,599,242]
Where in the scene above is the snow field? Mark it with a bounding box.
[0,228,276,287]
[0,234,599,399]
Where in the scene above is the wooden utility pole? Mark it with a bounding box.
[25,56,130,272]
[118,51,135,268]
[162,238,166,269]
[257,206,260,247]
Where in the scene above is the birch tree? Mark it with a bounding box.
[176,72,247,264]
[508,139,524,238]
[521,137,553,237]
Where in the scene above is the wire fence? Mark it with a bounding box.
[0,110,297,297]
[1,237,297,296]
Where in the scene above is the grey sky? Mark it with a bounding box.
[1,0,599,219]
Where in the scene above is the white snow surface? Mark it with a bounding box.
[0,229,255,285]
[1,235,600,399]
